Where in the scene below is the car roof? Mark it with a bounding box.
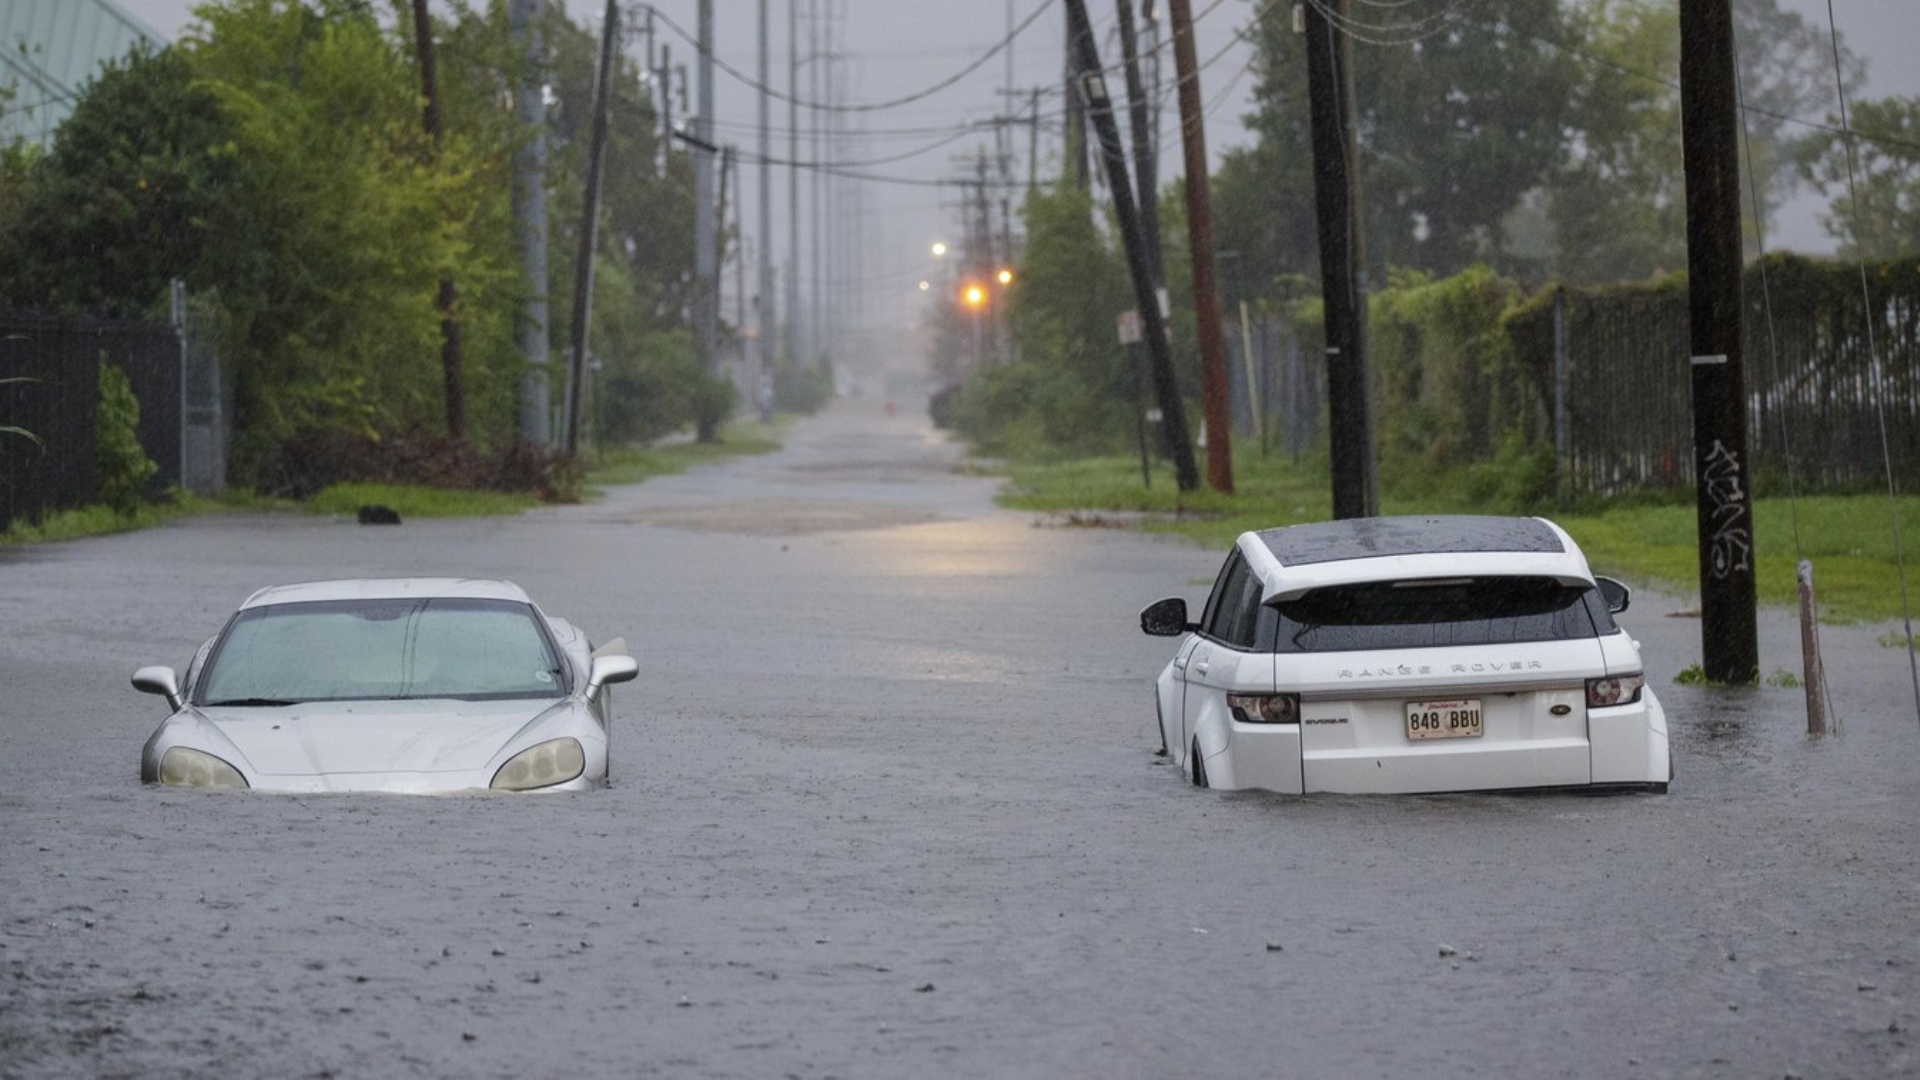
[1240,516,1596,604]
[237,578,535,610]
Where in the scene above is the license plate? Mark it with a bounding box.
[1406,699,1483,740]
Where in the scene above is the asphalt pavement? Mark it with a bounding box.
[3,397,1917,1079]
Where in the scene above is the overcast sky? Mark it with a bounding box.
[111,0,1920,343]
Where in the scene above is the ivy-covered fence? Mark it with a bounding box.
[1505,255,1920,497]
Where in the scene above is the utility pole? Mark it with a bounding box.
[1065,0,1198,491]
[787,0,801,370]
[692,0,720,438]
[1303,0,1375,518]
[410,0,465,440]
[508,0,550,446]
[1115,0,1162,289]
[757,0,774,416]
[563,0,617,459]
[1063,4,1088,190]
[1679,0,1760,683]
[1165,0,1232,493]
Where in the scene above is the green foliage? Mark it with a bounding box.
[1216,0,1862,286]
[591,328,733,446]
[952,185,1135,456]
[0,0,706,497]
[95,359,158,518]
[1672,662,1712,686]
[1221,0,1578,283]
[1765,669,1804,688]
[1797,94,1920,258]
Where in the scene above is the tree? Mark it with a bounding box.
[1216,0,1578,291]
[1797,95,1920,259]
[1544,0,1865,283]
[0,46,237,316]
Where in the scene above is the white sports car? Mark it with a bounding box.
[134,578,638,793]
[1141,516,1669,795]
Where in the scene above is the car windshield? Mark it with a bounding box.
[1272,576,1608,653]
[196,597,566,705]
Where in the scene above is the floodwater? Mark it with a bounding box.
[3,399,1917,1078]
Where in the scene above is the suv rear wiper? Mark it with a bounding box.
[203,697,299,707]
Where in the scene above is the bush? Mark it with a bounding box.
[96,359,157,517]
[257,429,576,502]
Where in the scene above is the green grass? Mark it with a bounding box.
[303,482,541,519]
[583,418,786,490]
[995,442,1920,624]
[0,489,218,545]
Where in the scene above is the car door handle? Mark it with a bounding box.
[1193,660,1209,676]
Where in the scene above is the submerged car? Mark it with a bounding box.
[1141,516,1669,795]
[134,578,638,793]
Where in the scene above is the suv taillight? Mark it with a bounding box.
[1227,693,1300,724]
[1586,673,1645,707]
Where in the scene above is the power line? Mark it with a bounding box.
[648,0,1055,113]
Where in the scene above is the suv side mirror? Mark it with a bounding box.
[1595,576,1631,615]
[132,666,184,711]
[1140,597,1193,637]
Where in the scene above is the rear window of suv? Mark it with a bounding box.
[1272,576,1614,653]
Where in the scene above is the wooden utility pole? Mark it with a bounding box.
[1167,0,1233,494]
[1678,0,1759,683]
[1114,0,1163,288]
[1063,4,1088,191]
[410,0,465,440]
[693,0,720,438]
[1064,0,1199,491]
[564,0,617,459]
[1303,0,1375,518]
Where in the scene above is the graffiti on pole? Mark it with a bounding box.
[1701,439,1751,579]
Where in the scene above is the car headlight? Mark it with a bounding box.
[1587,672,1646,707]
[1227,693,1300,724]
[491,738,585,791]
[158,747,248,790]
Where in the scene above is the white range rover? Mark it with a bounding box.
[1141,515,1670,795]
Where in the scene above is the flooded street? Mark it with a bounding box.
[4,399,1918,1078]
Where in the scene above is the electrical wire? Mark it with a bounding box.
[1734,41,1839,732]
[1820,0,1920,724]
[647,0,1056,113]
[1298,0,1476,48]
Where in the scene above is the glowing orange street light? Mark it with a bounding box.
[962,284,987,308]
[996,268,1014,285]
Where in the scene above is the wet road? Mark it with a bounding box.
[4,398,1918,1079]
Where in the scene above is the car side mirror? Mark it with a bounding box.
[587,654,639,695]
[1596,576,1631,615]
[132,666,184,711]
[1140,597,1193,637]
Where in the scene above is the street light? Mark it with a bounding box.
[930,241,949,257]
[996,268,1014,285]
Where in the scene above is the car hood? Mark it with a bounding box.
[200,698,564,777]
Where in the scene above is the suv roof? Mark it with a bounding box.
[1241,516,1596,604]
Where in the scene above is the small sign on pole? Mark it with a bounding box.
[1117,310,1142,345]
